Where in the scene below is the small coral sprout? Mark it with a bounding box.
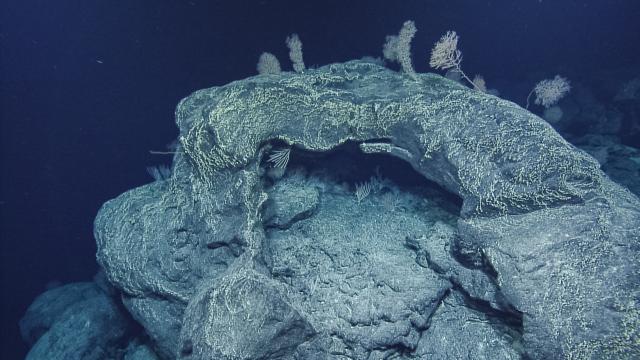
[526,75,571,109]
[257,52,282,75]
[286,34,305,73]
[429,31,481,91]
[383,20,418,79]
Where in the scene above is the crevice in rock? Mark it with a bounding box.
[406,231,525,356]
[451,281,523,335]
[416,245,524,347]
[260,139,463,213]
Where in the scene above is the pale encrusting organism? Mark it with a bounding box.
[472,75,487,93]
[257,52,282,75]
[429,31,462,70]
[257,22,567,115]
[382,20,418,79]
[267,148,291,170]
[146,165,171,181]
[429,31,483,91]
[286,33,305,73]
[526,75,571,109]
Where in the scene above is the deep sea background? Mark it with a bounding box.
[1,0,639,358]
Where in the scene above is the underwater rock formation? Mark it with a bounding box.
[24,60,640,359]
[19,276,134,360]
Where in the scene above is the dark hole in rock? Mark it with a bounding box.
[262,139,463,215]
[180,339,193,357]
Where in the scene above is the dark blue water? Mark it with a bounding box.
[1,0,639,358]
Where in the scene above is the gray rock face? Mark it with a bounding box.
[20,282,133,360]
[415,291,521,360]
[263,173,320,228]
[461,196,640,359]
[19,282,103,345]
[124,343,161,360]
[89,60,639,359]
[179,269,316,359]
[575,134,640,197]
[266,181,453,357]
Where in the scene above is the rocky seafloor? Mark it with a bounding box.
[20,60,640,359]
